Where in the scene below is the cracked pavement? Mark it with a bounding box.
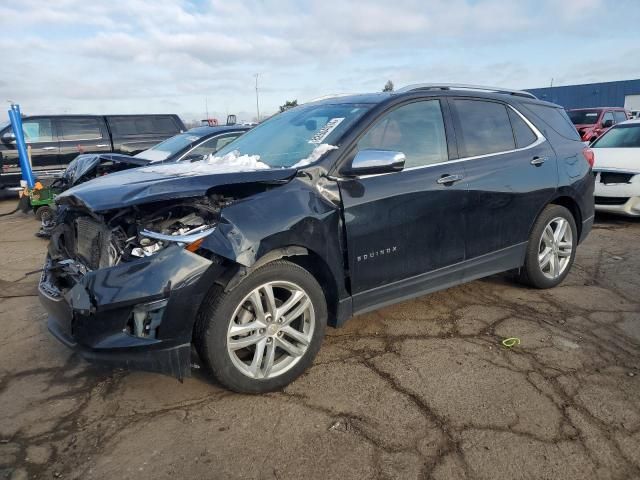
[0,199,638,480]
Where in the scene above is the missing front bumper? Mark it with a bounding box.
[39,245,223,379]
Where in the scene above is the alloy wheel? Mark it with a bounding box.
[226,281,315,379]
[537,216,573,280]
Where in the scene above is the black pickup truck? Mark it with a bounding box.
[0,114,185,190]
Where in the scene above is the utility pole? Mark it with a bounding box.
[205,97,209,120]
[254,73,260,122]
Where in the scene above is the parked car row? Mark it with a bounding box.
[566,107,630,143]
[37,84,595,393]
[591,119,640,217]
[0,114,186,190]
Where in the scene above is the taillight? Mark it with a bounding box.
[582,147,594,168]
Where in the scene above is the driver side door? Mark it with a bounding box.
[338,99,467,312]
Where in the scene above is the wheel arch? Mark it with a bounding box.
[549,195,583,239]
[222,245,343,327]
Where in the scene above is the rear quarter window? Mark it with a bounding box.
[523,104,581,141]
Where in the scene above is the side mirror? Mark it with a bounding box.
[226,114,237,126]
[602,119,613,128]
[1,131,16,144]
[344,149,405,176]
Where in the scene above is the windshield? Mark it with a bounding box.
[135,132,207,161]
[567,110,600,125]
[213,103,371,168]
[592,124,640,148]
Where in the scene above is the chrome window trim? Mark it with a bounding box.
[346,104,546,180]
[58,137,104,142]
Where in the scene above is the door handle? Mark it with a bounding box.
[530,156,546,167]
[437,174,463,185]
[96,144,109,147]
[41,146,57,151]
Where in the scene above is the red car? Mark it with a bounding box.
[567,107,630,143]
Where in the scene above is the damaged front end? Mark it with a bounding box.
[40,195,235,379]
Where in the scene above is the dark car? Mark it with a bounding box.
[566,107,630,143]
[60,126,250,188]
[0,114,186,189]
[39,84,594,393]
[133,125,250,163]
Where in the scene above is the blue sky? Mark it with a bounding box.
[1,0,639,123]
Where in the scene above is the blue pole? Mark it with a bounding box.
[8,104,35,188]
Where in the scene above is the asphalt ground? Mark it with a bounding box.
[0,198,638,480]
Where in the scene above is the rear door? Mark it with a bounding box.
[338,98,467,310]
[56,117,111,165]
[450,98,557,270]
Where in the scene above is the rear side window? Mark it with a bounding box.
[613,111,627,123]
[507,109,537,148]
[58,118,103,141]
[454,100,515,157]
[524,104,581,140]
[108,116,180,136]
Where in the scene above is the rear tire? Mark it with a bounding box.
[194,260,326,393]
[518,204,577,289]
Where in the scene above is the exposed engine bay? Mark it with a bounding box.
[48,194,234,273]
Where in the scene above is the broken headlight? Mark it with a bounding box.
[134,225,215,256]
[129,210,217,259]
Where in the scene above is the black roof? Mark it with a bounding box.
[307,87,560,108]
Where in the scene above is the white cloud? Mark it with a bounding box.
[0,0,637,121]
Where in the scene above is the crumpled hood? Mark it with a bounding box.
[57,161,298,212]
[64,153,151,186]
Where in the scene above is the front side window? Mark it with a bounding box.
[592,124,640,148]
[22,119,54,143]
[59,118,102,141]
[454,100,515,157]
[356,100,448,168]
[602,112,614,125]
[213,103,371,168]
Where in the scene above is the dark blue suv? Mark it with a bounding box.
[39,84,594,392]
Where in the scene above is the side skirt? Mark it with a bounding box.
[344,242,527,321]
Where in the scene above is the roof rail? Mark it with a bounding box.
[307,93,353,102]
[396,83,537,99]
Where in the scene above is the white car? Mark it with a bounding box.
[591,119,640,216]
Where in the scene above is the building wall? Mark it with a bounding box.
[525,79,640,110]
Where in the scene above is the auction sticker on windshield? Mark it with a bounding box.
[308,118,344,144]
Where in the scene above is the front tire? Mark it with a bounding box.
[518,204,577,289]
[34,205,53,222]
[194,260,327,393]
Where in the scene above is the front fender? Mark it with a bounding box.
[200,177,347,294]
